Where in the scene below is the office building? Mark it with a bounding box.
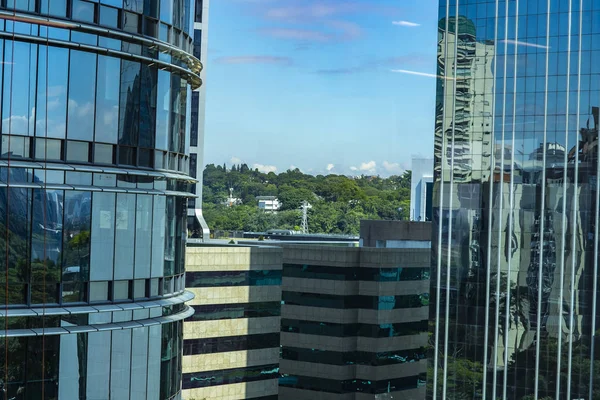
[0,0,200,396]
[279,221,430,399]
[183,244,282,400]
[187,0,210,239]
[430,4,600,399]
[410,157,433,222]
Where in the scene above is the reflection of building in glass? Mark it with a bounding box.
[278,221,430,399]
[0,0,200,396]
[410,157,433,221]
[187,0,211,239]
[430,7,600,400]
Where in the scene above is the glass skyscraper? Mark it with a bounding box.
[0,0,200,396]
[431,1,600,399]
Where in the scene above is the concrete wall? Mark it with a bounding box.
[359,220,432,248]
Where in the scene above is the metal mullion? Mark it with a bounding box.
[482,0,501,396]
[431,0,450,396]
[566,1,584,398]
[503,1,520,397]
[442,0,459,397]
[535,1,552,398]
[493,0,510,395]
[555,0,574,396]
[589,55,600,400]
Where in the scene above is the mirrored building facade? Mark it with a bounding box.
[0,0,200,396]
[430,1,600,399]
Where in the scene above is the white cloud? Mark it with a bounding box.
[230,156,243,164]
[392,20,420,27]
[326,163,334,171]
[359,161,377,173]
[349,166,358,171]
[382,161,404,174]
[253,163,278,173]
[390,69,455,80]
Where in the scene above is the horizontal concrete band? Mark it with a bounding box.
[182,379,279,400]
[0,290,194,318]
[0,304,194,337]
[187,286,281,305]
[184,317,281,340]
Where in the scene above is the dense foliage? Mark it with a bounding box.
[202,164,411,235]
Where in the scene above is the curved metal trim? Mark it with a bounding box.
[0,290,195,318]
[0,305,195,337]
[0,10,201,74]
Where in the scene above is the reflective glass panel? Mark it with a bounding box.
[3,41,36,136]
[95,55,120,144]
[36,45,68,139]
[68,50,97,142]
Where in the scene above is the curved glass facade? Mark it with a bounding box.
[431,1,600,399]
[0,0,199,395]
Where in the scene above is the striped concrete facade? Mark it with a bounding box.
[278,243,430,400]
[183,245,283,400]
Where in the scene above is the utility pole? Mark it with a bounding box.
[300,201,312,234]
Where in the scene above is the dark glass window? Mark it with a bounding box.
[0,336,60,397]
[62,191,91,303]
[182,364,279,390]
[281,292,429,310]
[31,188,62,303]
[68,50,97,142]
[194,0,202,22]
[186,270,282,287]
[156,70,170,150]
[118,60,141,146]
[183,333,280,356]
[279,373,426,395]
[281,319,429,338]
[190,91,199,147]
[283,264,430,281]
[281,346,426,367]
[189,153,197,179]
[4,187,31,304]
[139,64,157,148]
[143,0,158,17]
[187,302,281,321]
[193,29,201,59]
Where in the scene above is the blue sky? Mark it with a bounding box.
[203,0,439,176]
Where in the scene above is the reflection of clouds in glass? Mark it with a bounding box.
[2,114,33,135]
[67,99,95,140]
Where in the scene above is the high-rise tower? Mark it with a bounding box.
[187,0,210,239]
[0,0,200,395]
[430,1,600,399]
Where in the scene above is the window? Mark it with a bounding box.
[95,55,121,144]
[72,0,96,23]
[68,50,97,142]
[193,29,201,59]
[194,0,202,22]
[36,45,68,139]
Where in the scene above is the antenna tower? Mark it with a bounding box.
[300,201,312,234]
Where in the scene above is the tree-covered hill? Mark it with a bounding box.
[202,164,411,235]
